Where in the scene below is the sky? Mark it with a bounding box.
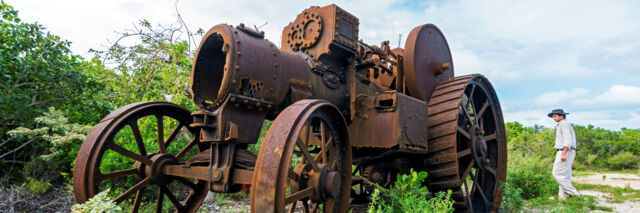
[7,0,640,130]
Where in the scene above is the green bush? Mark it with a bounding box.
[607,151,638,170]
[499,181,524,212]
[24,177,52,195]
[506,153,557,200]
[368,169,454,213]
[71,189,121,213]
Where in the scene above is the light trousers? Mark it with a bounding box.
[552,150,580,199]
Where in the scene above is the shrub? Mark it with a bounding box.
[368,169,454,213]
[607,151,638,170]
[499,181,524,212]
[24,177,52,195]
[71,189,121,213]
[506,153,557,199]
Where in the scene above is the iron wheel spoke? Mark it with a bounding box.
[175,138,196,160]
[156,114,166,153]
[129,122,147,156]
[320,122,327,163]
[484,133,496,141]
[288,201,297,213]
[285,187,314,204]
[314,134,332,162]
[477,101,489,118]
[473,175,491,206]
[156,188,164,213]
[297,139,320,172]
[457,126,471,140]
[461,159,474,181]
[484,165,497,177]
[131,188,143,213]
[114,177,150,203]
[108,143,152,165]
[164,123,183,148]
[161,185,184,212]
[457,148,472,159]
[288,169,299,181]
[97,168,137,181]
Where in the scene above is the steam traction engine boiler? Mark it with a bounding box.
[73,4,507,213]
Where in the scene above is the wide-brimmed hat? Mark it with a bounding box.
[547,109,569,117]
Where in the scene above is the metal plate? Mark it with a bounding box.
[403,24,454,102]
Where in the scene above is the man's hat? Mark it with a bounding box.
[547,109,569,117]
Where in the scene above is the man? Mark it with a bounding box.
[548,109,580,200]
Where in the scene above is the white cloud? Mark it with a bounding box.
[573,85,640,108]
[504,108,640,130]
[535,88,589,107]
[6,0,640,129]
[511,84,640,130]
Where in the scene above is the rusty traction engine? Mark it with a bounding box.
[73,4,507,213]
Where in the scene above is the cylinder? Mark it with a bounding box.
[191,24,312,110]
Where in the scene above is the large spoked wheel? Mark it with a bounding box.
[425,75,507,212]
[251,100,352,213]
[73,102,209,213]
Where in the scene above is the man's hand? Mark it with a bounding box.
[561,154,567,162]
[562,147,568,162]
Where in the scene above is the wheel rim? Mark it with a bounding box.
[251,100,352,213]
[73,102,209,213]
[425,75,507,212]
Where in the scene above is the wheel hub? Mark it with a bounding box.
[471,125,488,167]
[139,154,178,186]
[304,164,342,202]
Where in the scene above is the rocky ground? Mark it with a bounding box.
[573,173,640,213]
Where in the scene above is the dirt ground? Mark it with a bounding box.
[573,173,640,213]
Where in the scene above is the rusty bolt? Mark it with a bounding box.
[485,159,490,164]
[212,170,222,181]
[442,63,450,70]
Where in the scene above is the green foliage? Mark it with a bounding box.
[71,189,122,213]
[368,169,454,213]
[606,151,639,170]
[8,107,92,175]
[0,1,110,181]
[506,152,557,200]
[499,181,524,212]
[506,121,640,171]
[88,19,198,111]
[24,177,52,195]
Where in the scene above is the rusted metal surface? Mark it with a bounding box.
[424,74,507,212]
[348,91,429,150]
[251,100,351,213]
[73,102,209,213]
[74,3,507,212]
[404,24,454,103]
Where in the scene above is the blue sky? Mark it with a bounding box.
[8,0,640,130]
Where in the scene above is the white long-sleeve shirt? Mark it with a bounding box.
[554,120,577,149]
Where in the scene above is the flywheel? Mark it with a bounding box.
[424,74,507,212]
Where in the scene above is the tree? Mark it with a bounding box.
[0,1,110,181]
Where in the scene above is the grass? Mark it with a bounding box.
[524,195,613,212]
[575,183,640,203]
[574,169,640,176]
